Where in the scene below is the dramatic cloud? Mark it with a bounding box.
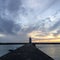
[8,0,21,12]
[0,0,60,42]
[50,20,60,31]
[0,16,21,34]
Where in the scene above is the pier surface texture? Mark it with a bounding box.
[0,44,54,60]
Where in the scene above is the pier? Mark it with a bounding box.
[0,38,54,60]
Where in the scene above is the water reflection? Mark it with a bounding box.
[36,44,60,60]
[0,45,23,56]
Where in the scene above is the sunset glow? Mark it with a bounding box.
[32,39,60,43]
[28,31,60,43]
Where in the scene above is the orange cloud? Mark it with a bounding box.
[28,30,60,43]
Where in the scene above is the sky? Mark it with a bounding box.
[0,0,60,42]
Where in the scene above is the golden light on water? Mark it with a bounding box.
[28,31,60,43]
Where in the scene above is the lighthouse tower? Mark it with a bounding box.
[29,37,32,44]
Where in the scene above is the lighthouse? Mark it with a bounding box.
[29,37,32,44]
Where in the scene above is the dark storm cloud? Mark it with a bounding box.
[0,17,21,34]
[0,0,22,34]
[0,18,13,33]
[7,0,21,12]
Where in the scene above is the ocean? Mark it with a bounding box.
[37,44,60,60]
[0,44,60,60]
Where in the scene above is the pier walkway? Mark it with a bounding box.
[0,43,54,60]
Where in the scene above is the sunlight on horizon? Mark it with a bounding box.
[28,31,60,43]
[32,39,60,43]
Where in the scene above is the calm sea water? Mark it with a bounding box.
[0,44,60,60]
[36,44,60,60]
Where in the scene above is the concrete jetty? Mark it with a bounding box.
[0,38,54,60]
[0,44,54,60]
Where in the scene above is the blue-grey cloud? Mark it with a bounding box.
[0,16,21,34]
[52,29,60,36]
[0,0,22,34]
[0,18,13,33]
[0,0,21,13]
[7,0,21,13]
[50,20,60,31]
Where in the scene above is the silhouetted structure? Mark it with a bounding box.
[29,37,32,44]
